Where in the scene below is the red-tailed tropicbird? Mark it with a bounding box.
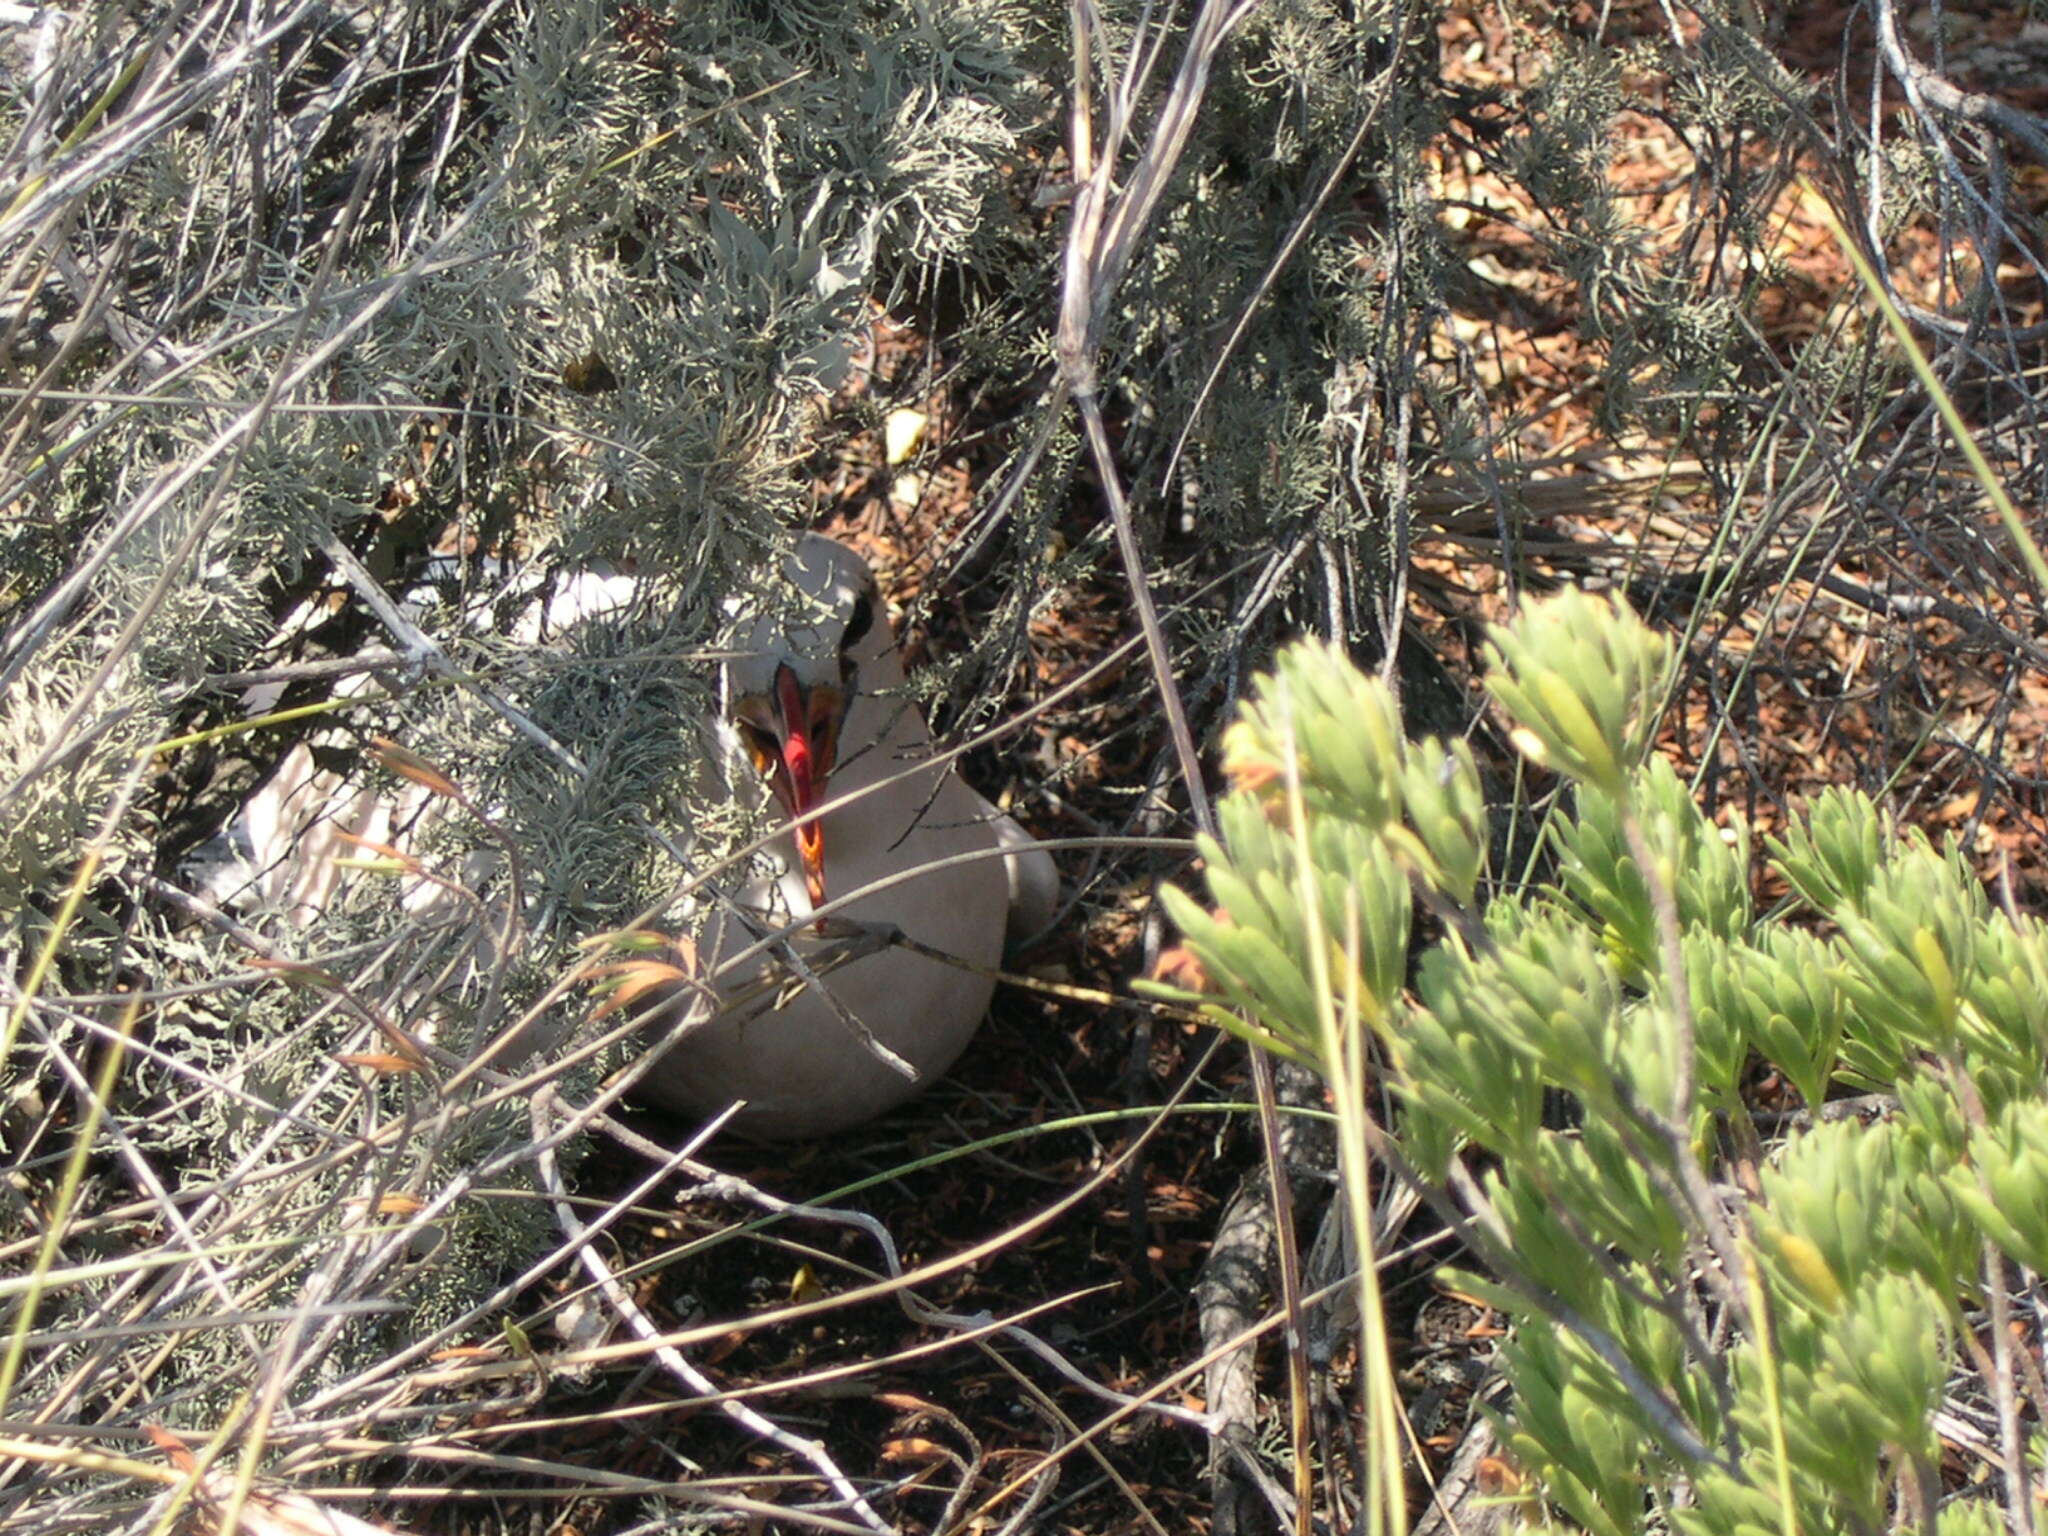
[196,534,1055,1139]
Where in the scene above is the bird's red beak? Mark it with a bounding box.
[737,664,842,910]
[775,664,829,907]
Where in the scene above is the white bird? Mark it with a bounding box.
[636,534,1055,1138]
[195,534,1055,1140]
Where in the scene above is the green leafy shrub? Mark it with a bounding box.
[1150,590,2040,1532]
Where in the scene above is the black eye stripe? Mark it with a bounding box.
[842,591,875,649]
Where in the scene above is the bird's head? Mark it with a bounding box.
[725,535,890,908]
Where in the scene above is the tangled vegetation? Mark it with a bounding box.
[3,0,2047,1530]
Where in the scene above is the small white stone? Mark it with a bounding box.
[884,407,928,465]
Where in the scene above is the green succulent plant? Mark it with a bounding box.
[1149,588,2041,1533]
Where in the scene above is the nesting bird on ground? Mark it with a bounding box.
[641,535,1055,1138]
[196,534,1055,1140]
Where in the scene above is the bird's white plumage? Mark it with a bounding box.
[193,535,1053,1140]
[636,535,1045,1138]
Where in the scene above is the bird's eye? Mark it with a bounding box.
[842,592,875,650]
[736,720,778,776]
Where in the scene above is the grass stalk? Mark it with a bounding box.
[1810,183,2048,597]
[1278,690,1407,1535]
